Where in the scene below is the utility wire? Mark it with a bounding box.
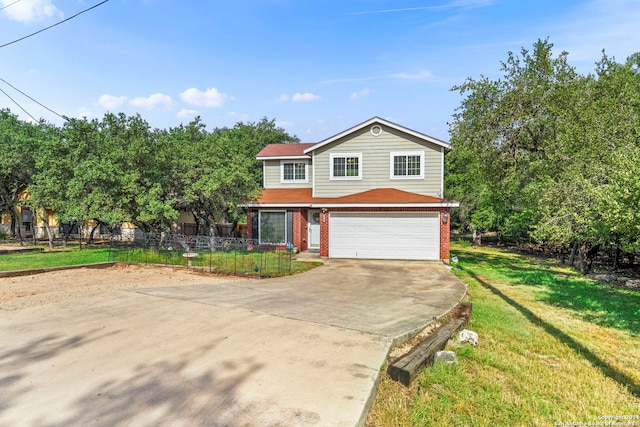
[0,0,110,49]
[0,86,37,122]
[0,0,22,12]
[0,76,68,120]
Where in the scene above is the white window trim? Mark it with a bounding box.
[258,210,287,244]
[390,151,424,179]
[280,160,308,183]
[330,153,363,180]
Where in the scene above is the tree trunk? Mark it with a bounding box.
[43,220,54,248]
[472,229,482,246]
[578,243,599,274]
[586,244,600,273]
[9,207,24,246]
[568,241,578,266]
[87,221,102,245]
[613,246,621,270]
[190,210,206,236]
[38,208,55,249]
[230,218,240,238]
[577,242,588,274]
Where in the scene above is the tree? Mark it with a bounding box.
[169,117,298,236]
[447,39,640,272]
[31,113,178,241]
[448,39,578,243]
[0,109,51,245]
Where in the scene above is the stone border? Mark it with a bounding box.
[0,247,44,255]
[0,262,117,278]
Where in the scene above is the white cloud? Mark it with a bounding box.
[180,87,232,107]
[130,93,173,110]
[350,88,372,101]
[292,92,321,102]
[1,0,63,23]
[274,94,290,104]
[75,108,99,121]
[98,94,127,110]
[350,0,495,15]
[390,70,434,80]
[177,109,199,119]
[274,92,321,103]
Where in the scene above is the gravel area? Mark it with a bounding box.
[0,264,246,311]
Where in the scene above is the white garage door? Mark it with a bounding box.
[329,212,440,260]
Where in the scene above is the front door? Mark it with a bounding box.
[308,210,320,250]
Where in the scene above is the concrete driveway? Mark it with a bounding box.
[0,259,467,427]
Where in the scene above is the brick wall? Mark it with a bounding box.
[320,209,329,257]
[439,209,451,261]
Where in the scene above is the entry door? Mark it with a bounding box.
[308,210,320,250]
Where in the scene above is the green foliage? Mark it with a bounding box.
[447,39,640,256]
[0,109,55,241]
[3,111,298,235]
[167,117,297,234]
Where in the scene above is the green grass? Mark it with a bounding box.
[0,247,321,277]
[0,248,111,271]
[368,243,640,426]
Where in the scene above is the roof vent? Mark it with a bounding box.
[371,125,382,136]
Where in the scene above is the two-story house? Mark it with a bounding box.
[245,117,459,261]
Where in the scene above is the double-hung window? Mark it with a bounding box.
[330,153,362,180]
[390,151,424,179]
[281,160,308,183]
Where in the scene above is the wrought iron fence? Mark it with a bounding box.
[107,233,293,277]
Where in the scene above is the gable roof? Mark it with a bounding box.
[246,188,459,208]
[303,116,450,154]
[256,143,315,159]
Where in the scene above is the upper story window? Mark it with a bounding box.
[330,153,362,180]
[390,151,424,179]
[280,160,308,183]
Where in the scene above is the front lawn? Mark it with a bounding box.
[367,243,640,426]
[0,247,321,277]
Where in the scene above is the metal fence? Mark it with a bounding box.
[107,233,293,277]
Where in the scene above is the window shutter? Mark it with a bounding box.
[286,210,294,245]
[251,210,259,241]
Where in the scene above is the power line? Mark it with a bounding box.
[0,0,22,12]
[0,75,67,120]
[0,86,37,122]
[0,0,110,49]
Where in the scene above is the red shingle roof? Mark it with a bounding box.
[256,143,315,158]
[252,188,450,205]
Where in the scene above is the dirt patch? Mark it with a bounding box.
[0,264,248,311]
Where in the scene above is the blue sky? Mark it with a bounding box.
[1,0,640,141]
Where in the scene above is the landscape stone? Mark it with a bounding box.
[434,351,457,365]
[625,279,640,289]
[459,329,478,346]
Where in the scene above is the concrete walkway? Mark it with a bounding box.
[0,259,467,427]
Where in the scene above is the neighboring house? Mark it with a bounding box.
[245,117,459,261]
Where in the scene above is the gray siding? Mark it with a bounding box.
[263,159,313,189]
[312,125,443,197]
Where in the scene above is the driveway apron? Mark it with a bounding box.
[0,259,467,427]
